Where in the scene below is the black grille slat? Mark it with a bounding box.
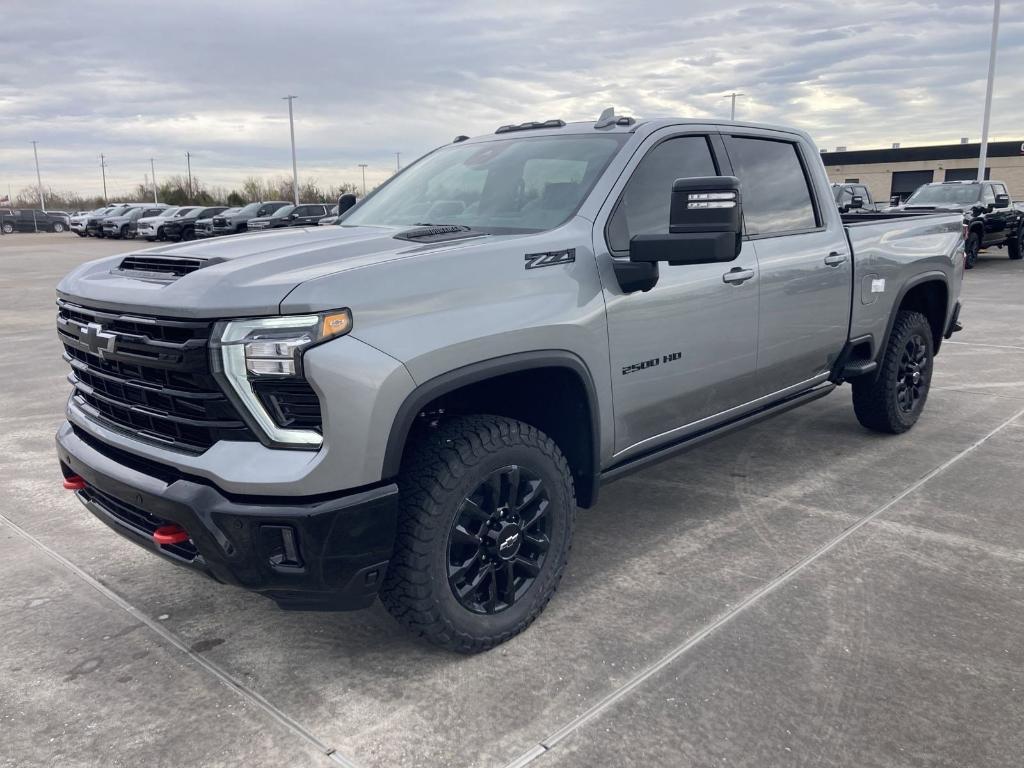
[58,300,255,453]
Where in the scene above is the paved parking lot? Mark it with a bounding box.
[2,232,1023,768]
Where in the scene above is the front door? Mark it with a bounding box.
[597,130,760,458]
[721,133,852,394]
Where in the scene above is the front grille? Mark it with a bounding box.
[58,300,255,453]
[212,218,227,226]
[80,483,198,561]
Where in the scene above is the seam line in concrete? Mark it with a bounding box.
[500,403,1024,767]
[0,510,362,768]
[946,340,1024,352]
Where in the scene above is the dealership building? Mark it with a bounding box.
[820,139,1024,203]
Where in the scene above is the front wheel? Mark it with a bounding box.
[75,230,86,237]
[852,310,934,434]
[1,223,13,234]
[964,231,980,269]
[381,415,575,653]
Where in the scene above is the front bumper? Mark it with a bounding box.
[56,421,399,611]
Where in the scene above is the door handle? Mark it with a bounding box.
[722,267,755,285]
[824,251,848,266]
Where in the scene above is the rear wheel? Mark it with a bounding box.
[381,415,575,653]
[1009,228,1023,261]
[852,310,933,434]
[52,221,66,233]
[964,231,981,269]
[181,227,196,242]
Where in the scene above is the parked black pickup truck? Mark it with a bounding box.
[896,180,1022,268]
[162,206,229,242]
[1,209,69,233]
[247,203,333,231]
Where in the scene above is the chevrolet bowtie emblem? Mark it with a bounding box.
[79,322,117,357]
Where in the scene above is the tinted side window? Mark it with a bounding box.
[607,135,717,253]
[724,136,818,236]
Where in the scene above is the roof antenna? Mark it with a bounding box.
[595,107,617,129]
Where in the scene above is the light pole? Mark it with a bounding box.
[186,152,193,202]
[725,92,744,121]
[283,95,299,205]
[978,0,1000,182]
[31,141,45,209]
[150,158,159,203]
[100,154,108,203]
[358,164,368,196]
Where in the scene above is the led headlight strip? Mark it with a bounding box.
[213,310,352,448]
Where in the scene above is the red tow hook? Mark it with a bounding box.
[63,475,87,490]
[152,524,190,546]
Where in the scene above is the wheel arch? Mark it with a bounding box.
[882,272,950,357]
[383,351,601,508]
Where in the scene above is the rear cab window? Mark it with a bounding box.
[723,135,820,237]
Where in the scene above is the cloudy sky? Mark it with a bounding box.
[2,0,1022,199]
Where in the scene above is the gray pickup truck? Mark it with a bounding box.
[54,112,965,652]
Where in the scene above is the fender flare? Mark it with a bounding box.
[879,270,950,362]
[381,350,602,506]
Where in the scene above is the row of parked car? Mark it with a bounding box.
[832,179,1024,268]
[67,200,344,242]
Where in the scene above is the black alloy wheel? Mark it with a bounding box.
[895,332,930,416]
[447,464,551,615]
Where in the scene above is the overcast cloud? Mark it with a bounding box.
[1,0,1022,198]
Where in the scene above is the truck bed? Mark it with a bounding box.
[844,211,965,354]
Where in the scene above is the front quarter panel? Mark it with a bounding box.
[281,216,615,467]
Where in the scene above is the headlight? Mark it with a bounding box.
[212,310,352,448]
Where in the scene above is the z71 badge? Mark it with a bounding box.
[525,248,575,269]
[622,351,682,376]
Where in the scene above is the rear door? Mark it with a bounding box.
[721,132,851,396]
[597,128,761,457]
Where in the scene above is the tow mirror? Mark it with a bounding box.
[614,176,742,293]
[994,193,1010,209]
[849,195,864,210]
[336,193,357,217]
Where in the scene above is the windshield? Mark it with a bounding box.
[216,208,240,217]
[270,205,296,219]
[237,203,262,215]
[907,184,981,205]
[156,207,179,217]
[342,134,627,233]
[173,207,197,217]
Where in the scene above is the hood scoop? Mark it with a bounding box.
[113,255,210,281]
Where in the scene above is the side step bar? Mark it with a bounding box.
[601,384,835,485]
[840,359,877,378]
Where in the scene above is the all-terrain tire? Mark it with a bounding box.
[380,415,575,653]
[1009,228,1023,261]
[964,231,980,269]
[852,310,934,434]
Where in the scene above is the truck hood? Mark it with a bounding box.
[56,224,503,318]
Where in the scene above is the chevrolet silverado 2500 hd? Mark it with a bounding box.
[55,112,965,652]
